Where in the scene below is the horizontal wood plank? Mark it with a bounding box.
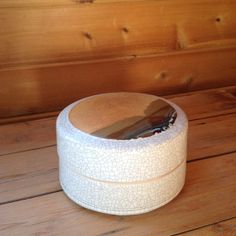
[178,217,236,236]
[169,86,236,120]
[0,111,59,126]
[0,147,59,204]
[0,112,235,203]
[0,117,56,155]
[1,0,236,66]
[1,47,236,118]
[0,85,236,126]
[0,153,235,235]
[0,0,158,7]
[1,86,236,155]
[189,113,236,160]
[0,85,235,125]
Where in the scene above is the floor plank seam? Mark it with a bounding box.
[188,111,236,122]
[187,150,236,163]
[171,216,236,236]
[0,85,235,125]
[0,189,62,206]
[0,144,56,157]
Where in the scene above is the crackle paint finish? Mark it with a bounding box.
[57,93,188,215]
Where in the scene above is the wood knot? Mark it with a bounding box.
[155,71,169,80]
[83,32,92,40]
[74,0,94,3]
[185,76,194,89]
[122,27,129,33]
[159,71,168,79]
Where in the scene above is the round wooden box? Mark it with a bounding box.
[56,92,188,215]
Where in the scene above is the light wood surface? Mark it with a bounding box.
[0,0,236,118]
[0,111,59,125]
[189,113,236,160]
[0,153,235,236]
[1,0,236,66]
[1,0,235,232]
[0,86,236,155]
[1,47,236,118]
[1,86,235,155]
[0,117,56,155]
[178,217,236,236]
[1,112,235,204]
[0,87,235,235]
[0,0,142,7]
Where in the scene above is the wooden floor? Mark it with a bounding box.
[0,86,236,236]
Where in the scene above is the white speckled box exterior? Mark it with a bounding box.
[56,96,188,215]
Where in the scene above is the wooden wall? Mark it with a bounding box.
[0,0,236,118]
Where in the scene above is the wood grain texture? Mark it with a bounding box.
[0,111,59,125]
[189,113,236,160]
[0,147,60,204]
[0,85,234,125]
[1,0,236,118]
[1,0,236,66]
[1,47,236,118]
[0,86,235,155]
[0,153,235,236]
[178,217,236,236]
[0,117,56,155]
[0,0,180,7]
[0,112,235,204]
[169,86,236,120]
